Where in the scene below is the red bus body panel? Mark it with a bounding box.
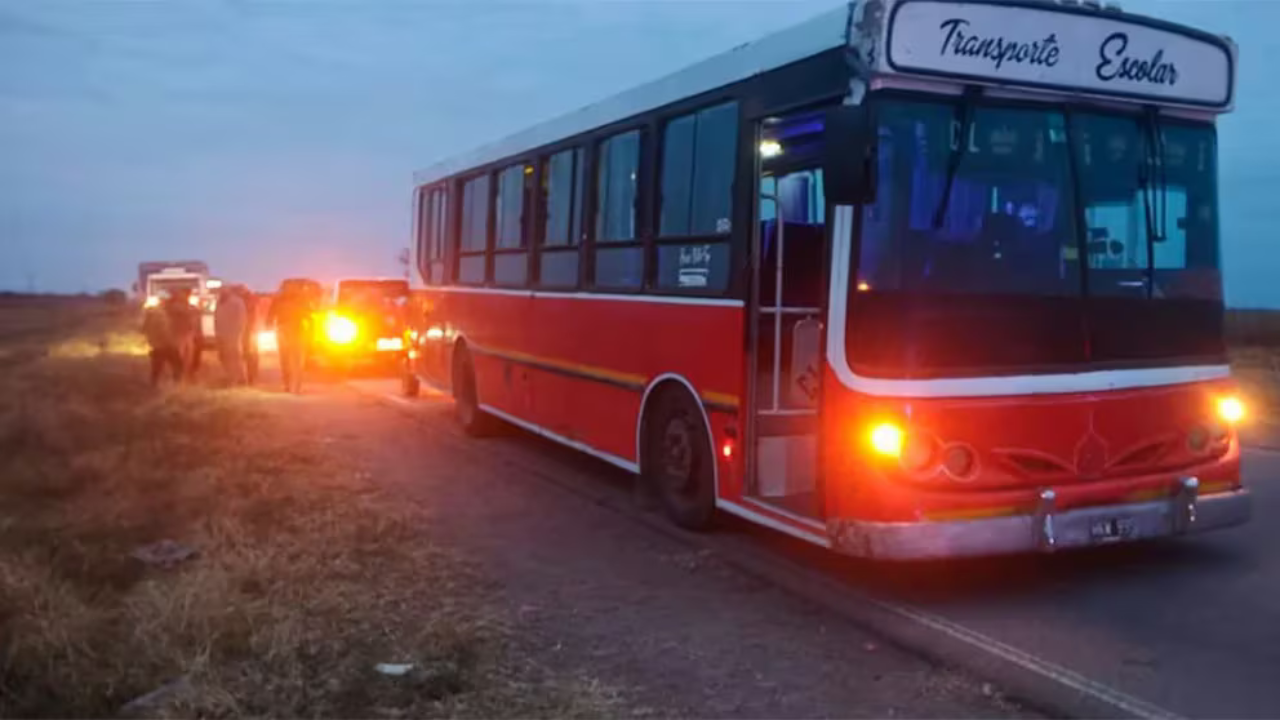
[412,288,1246,558]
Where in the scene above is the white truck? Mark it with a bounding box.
[135,260,217,349]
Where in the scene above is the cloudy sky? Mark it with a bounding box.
[1,0,1277,306]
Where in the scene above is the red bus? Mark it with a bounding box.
[406,0,1250,559]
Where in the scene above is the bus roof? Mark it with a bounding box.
[413,0,1235,187]
[412,3,851,186]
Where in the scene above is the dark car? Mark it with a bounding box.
[313,278,411,373]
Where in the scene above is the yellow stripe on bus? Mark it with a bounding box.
[477,344,740,411]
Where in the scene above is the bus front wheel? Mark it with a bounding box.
[643,389,716,531]
[452,347,492,436]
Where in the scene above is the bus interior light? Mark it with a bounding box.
[759,140,783,158]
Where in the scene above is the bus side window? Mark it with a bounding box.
[494,162,532,287]
[655,101,737,293]
[593,129,644,290]
[539,147,583,289]
[458,175,490,285]
[430,187,448,284]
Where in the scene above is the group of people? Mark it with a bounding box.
[141,282,316,393]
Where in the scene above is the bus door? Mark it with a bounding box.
[746,111,828,521]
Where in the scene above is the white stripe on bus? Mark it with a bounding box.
[430,285,745,308]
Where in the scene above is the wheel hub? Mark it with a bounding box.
[661,416,695,493]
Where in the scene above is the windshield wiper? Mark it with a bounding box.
[932,88,981,230]
[1138,108,1167,297]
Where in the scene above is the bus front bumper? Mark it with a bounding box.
[829,484,1251,560]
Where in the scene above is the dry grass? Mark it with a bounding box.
[0,316,620,718]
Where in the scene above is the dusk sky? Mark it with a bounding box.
[2,0,1276,306]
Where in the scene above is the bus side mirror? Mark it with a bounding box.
[824,104,877,205]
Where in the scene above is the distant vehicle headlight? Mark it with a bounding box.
[257,330,277,352]
[325,314,358,345]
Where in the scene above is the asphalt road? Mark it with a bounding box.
[355,378,1277,718]
[842,448,1278,719]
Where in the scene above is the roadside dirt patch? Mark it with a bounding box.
[1231,346,1280,446]
[0,324,620,718]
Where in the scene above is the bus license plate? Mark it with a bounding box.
[1089,516,1136,543]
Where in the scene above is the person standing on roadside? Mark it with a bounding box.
[236,285,260,386]
[142,301,181,386]
[214,286,247,385]
[267,284,314,394]
[163,288,199,383]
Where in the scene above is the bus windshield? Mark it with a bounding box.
[848,97,1223,378]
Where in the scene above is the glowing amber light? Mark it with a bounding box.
[856,281,871,292]
[325,314,358,345]
[869,423,904,457]
[1217,396,1245,424]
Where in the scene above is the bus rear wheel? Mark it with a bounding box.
[644,389,716,531]
[452,348,492,436]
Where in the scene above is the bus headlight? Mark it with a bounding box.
[869,422,904,458]
[144,296,160,308]
[1216,396,1245,425]
[325,314,358,345]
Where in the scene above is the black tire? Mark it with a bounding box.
[452,347,493,436]
[643,388,716,531]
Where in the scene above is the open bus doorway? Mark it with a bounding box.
[746,108,830,522]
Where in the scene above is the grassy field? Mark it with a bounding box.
[0,300,617,718]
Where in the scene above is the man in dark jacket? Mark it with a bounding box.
[163,288,199,383]
[267,284,314,393]
[236,285,260,386]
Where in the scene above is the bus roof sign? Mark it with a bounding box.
[884,0,1235,109]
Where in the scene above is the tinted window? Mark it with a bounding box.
[595,130,640,242]
[594,246,644,289]
[338,280,409,306]
[540,251,578,288]
[458,255,485,284]
[432,188,447,258]
[1073,115,1221,301]
[496,164,528,250]
[461,175,489,253]
[494,253,527,286]
[417,187,432,279]
[656,243,731,292]
[544,148,583,247]
[660,116,696,235]
[661,102,738,237]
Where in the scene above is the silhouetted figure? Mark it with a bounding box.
[268,285,314,394]
[163,288,199,383]
[215,287,247,385]
[237,285,260,385]
[142,303,182,386]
